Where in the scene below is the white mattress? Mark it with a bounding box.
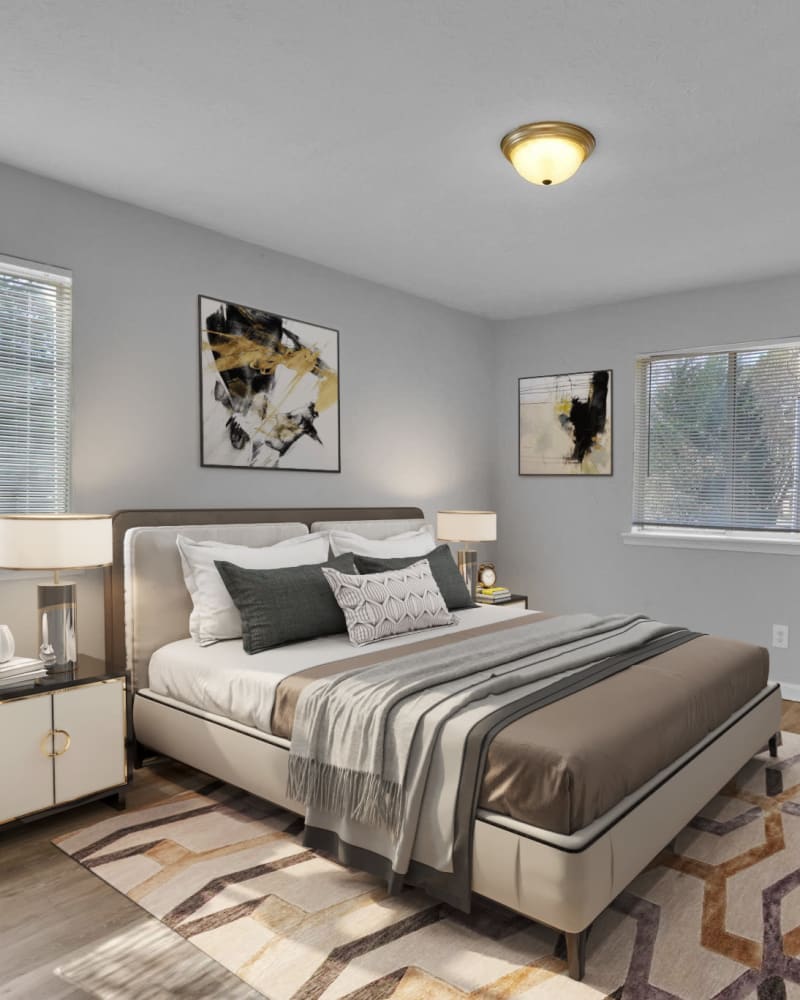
[148,604,532,735]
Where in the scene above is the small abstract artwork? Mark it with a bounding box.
[519,370,612,475]
[199,296,340,471]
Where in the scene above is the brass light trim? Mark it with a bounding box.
[500,121,596,186]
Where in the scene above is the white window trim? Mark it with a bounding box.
[0,254,73,515]
[631,335,800,545]
[635,334,800,361]
[622,527,800,556]
[0,254,72,283]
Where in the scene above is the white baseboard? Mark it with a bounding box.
[777,681,800,702]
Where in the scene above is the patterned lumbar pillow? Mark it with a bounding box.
[322,559,457,646]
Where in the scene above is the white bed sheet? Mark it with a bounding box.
[148,604,532,735]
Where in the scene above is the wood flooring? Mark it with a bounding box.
[0,761,260,999]
[1,702,798,998]
[781,698,800,735]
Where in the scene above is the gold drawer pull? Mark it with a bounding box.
[41,729,71,758]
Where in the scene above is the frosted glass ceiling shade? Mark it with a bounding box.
[501,121,595,186]
[437,510,497,543]
[0,514,112,569]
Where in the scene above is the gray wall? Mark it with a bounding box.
[491,274,800,691]
[0,163,494,656]
[2,161,798,690]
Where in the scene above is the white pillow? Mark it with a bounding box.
[327,525,436,558]
[177,532,329,645]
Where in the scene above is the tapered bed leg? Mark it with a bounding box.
[769,734,779,758]
[565,929,588,981]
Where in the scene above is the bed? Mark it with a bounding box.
[109,506,782,981]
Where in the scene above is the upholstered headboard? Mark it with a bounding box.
[107,507,425,690]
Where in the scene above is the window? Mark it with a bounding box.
[632,341,800,536]
[0,257,72,513]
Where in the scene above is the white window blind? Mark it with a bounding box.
[0,258,72,513]
[633,342,800,534]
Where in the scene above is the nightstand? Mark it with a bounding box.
[0,655,128,828]
[476,594,529,609]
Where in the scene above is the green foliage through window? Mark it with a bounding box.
[633,344,800,532]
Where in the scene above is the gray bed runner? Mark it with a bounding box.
[287,613,697,909]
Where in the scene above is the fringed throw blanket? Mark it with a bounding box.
[285,612,697,909]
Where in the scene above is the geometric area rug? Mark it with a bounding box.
[54,733,800,1000]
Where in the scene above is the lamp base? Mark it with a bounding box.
[38,583,77,672]
[457,549,478,599]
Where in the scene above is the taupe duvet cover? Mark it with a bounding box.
[273,615,768,835]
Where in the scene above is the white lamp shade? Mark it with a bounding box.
[437,510,497,543]
[0,514,112,570]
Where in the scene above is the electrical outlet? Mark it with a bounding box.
[772,624,789,649]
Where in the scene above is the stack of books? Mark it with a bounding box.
[475,586,512,604]
[0,656,46,689]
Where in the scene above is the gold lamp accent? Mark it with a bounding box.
[500,121,595,186]
[437,510,497,599]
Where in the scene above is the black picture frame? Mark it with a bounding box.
[198,294,341,473]
[518,369,613,477]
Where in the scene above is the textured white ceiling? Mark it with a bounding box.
[3,0,800,318]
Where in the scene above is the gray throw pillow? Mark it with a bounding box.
[215,552,357,654]
[354,544,475,611]
[322,559,457,646]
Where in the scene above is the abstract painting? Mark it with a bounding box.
[199,296,340,471]
[519,370,612,475]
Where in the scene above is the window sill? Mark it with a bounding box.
[622,530,800,556]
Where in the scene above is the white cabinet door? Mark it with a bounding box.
[0,695,54,823]
[52,680,126,804]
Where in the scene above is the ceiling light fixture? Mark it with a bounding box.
[500,121,595,187]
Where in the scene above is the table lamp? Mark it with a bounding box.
[436,510,497,598]
[0,514,112,671]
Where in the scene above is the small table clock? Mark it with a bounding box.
[478,563,497,589]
